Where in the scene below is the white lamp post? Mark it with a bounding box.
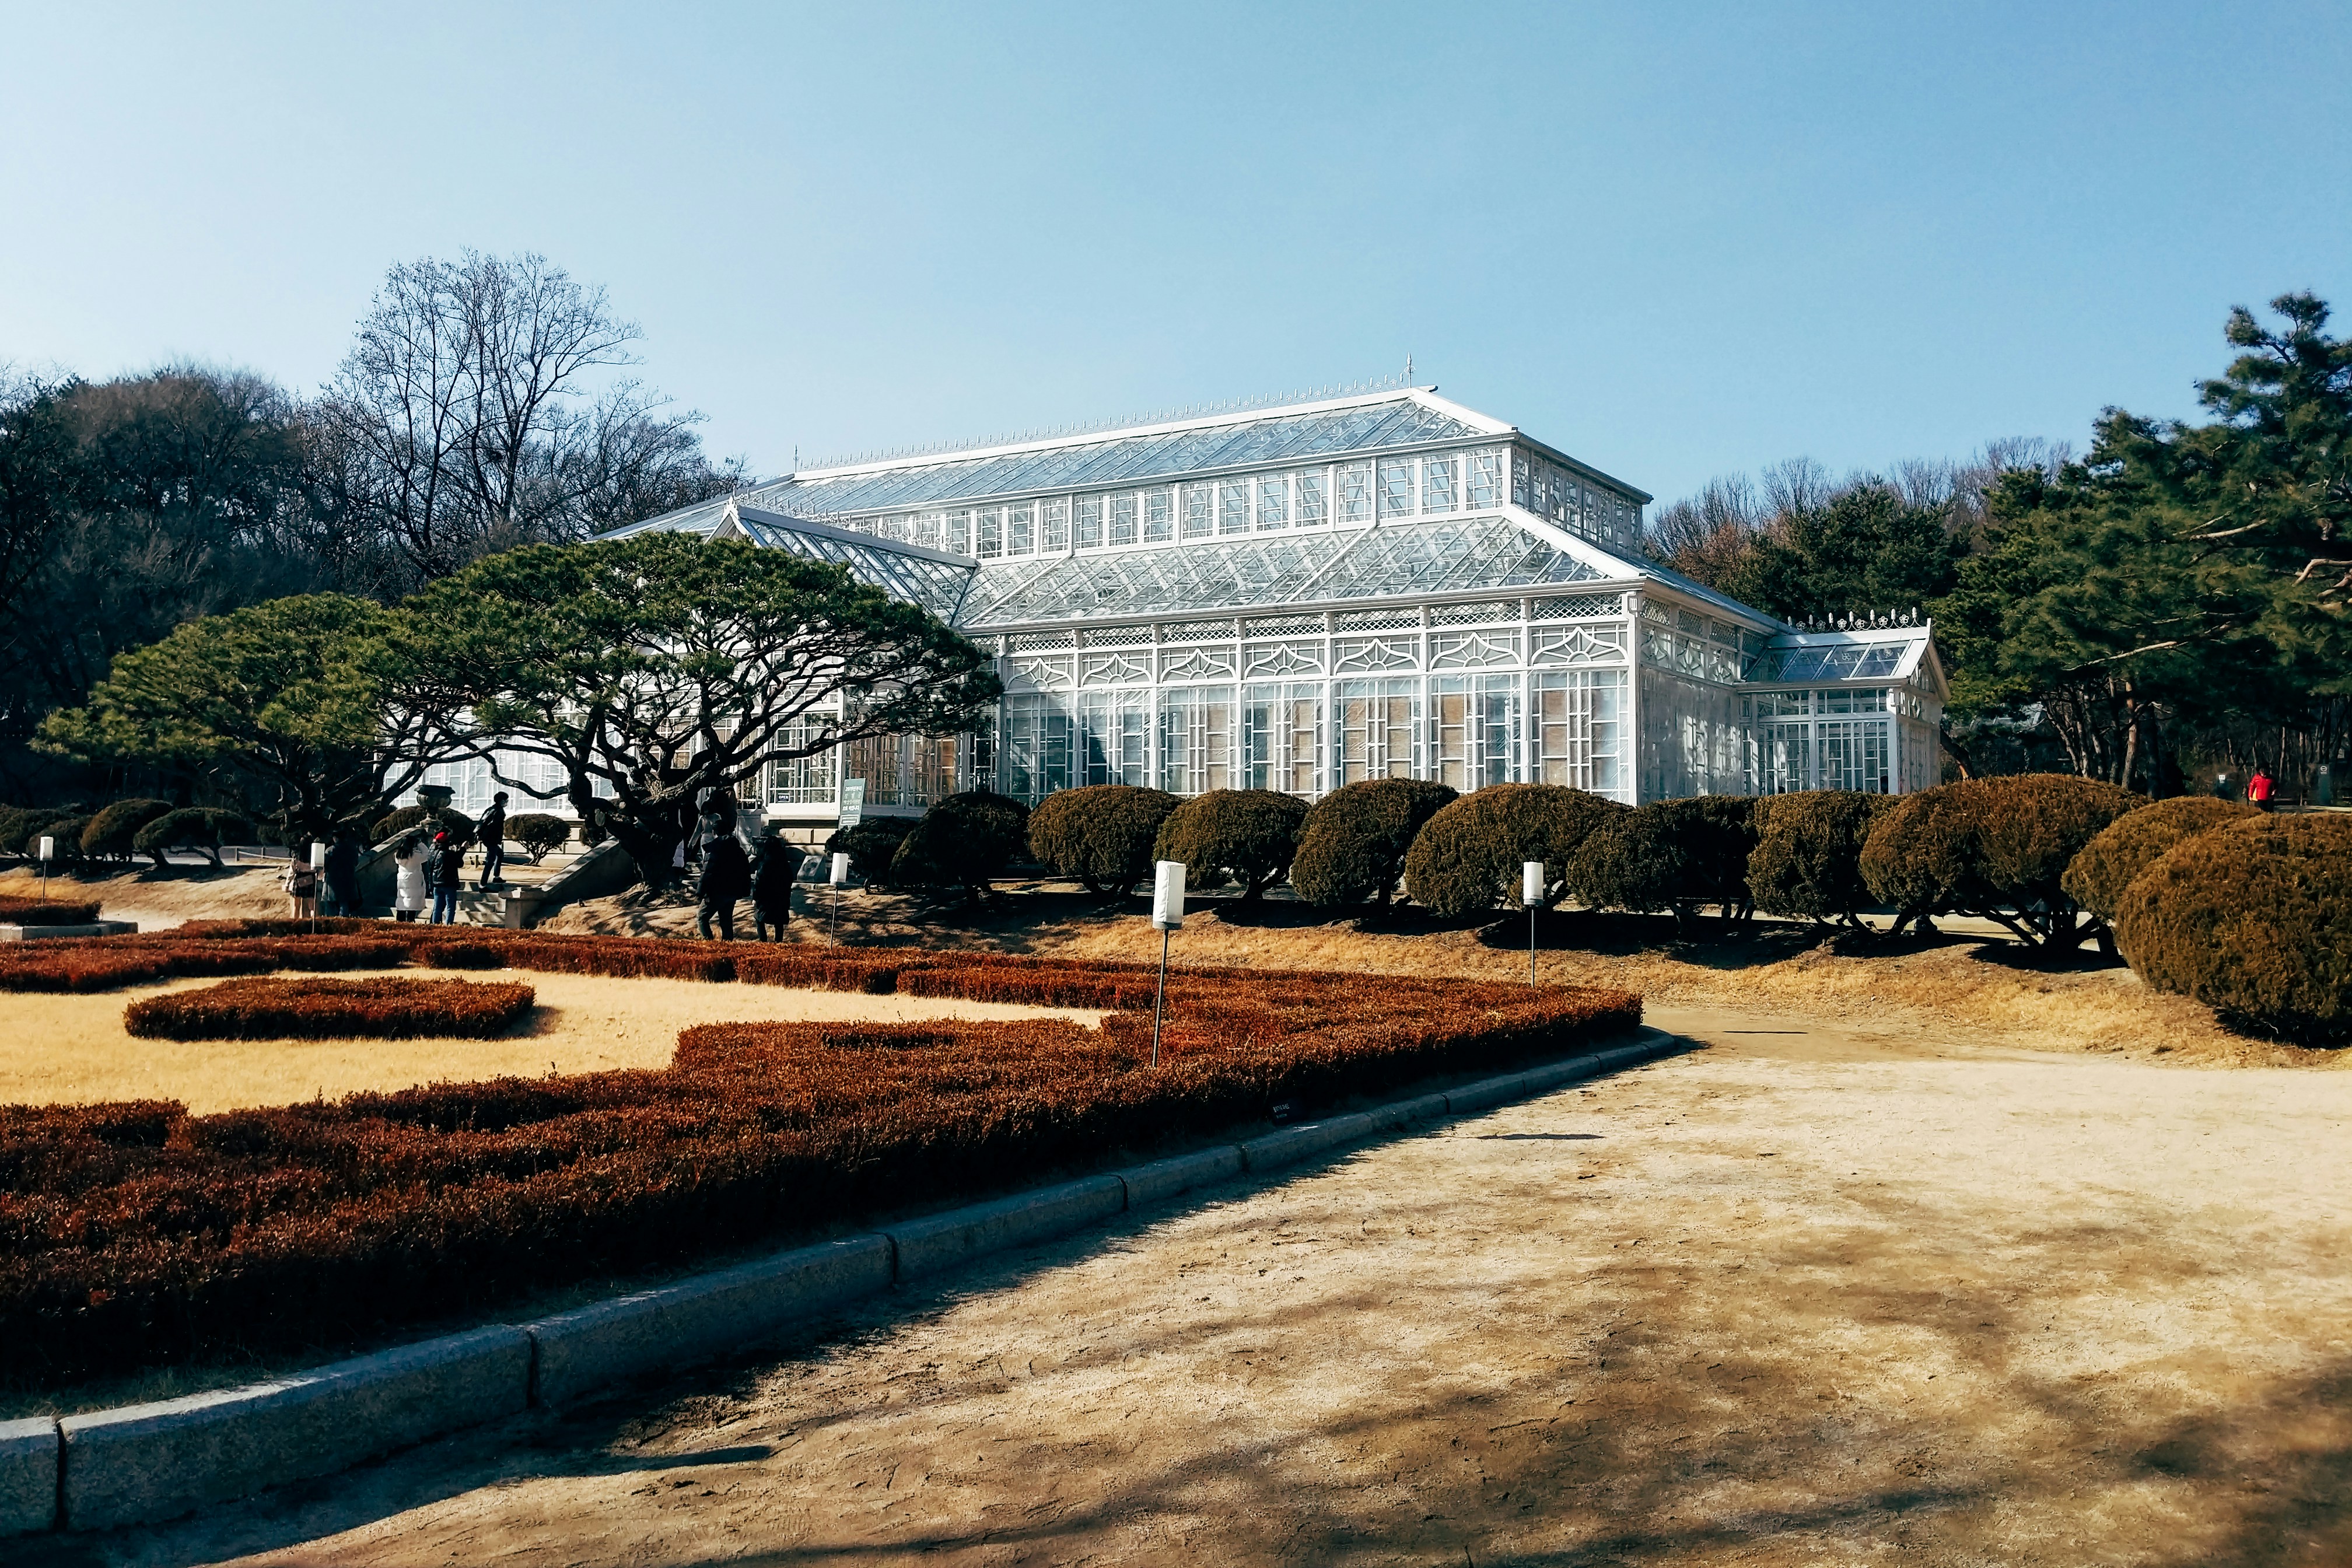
[1522,860,1545,985]
[1150,859,1186,1067]
[828,850,850,947]
[36,835,52,902]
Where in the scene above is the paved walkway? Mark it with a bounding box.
[82,1009,2352,1568]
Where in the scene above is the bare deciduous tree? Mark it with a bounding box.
[314,251,737,583]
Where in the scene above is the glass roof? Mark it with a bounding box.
[1747,635,1925,684]
[735,396,1484,517]
[963,513,1605,627]
[730,508,977,624]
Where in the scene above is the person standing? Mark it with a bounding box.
[477,792,509,888]
[391,828,430,922]
[750,831,800,942]
[427,829,464,924]
[698,827,752,940]
[2248,768,2276,811]
[324,830,362,919]
[281,852,319,920]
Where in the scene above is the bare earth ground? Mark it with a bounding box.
[0,970,1102,1114]
[0,864,293,929]
[61,1006,2350,1568]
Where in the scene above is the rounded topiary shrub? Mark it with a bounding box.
[505,813,572,864]
[1566,796,1759,933]
[34,816,90,864]
[369,805,475,846]
[1402,783,1629,919]
[81,799,174,863]
[1152,789,1308,902]
[2061,796,2259,921]
[1290,778,1460,909]
[132,807,256,866]
[2112,814,2352,1043]
[1028,785,1180,898]
[889,792,1031,904]
[826,817,916,887]
[1747,791,1887,926]
[1860,773,2140,947]
[2,808,81,857]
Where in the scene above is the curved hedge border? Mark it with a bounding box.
[125,977,537,1041]
[0,926,1639,1386]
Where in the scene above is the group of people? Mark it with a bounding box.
[685,786,802,942]
[278,788,806,938]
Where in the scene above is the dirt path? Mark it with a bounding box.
[84,1006,2351,1568]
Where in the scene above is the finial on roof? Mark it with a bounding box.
[1405,352,1413,382]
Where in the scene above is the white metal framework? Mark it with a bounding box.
[538,386,1949,824]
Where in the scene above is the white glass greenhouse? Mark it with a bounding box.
[423,386,1945,829]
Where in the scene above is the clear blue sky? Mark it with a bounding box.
[5,2,2347,505]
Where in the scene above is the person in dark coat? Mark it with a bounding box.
[750,832,801,942]
[323,830,363,918]
[427,830,465,925]
[477,792,509,888]
[698,830,752,940]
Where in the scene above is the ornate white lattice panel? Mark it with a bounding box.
[1531,625,1628,666]
[1430,629,1521,669]
[1161,618,1238,643]
[1007,655,1073,690]
[1335,608,1422,632]
[1242,613,1326,638]
[1431,601,1514,626]
[1530,593,1623,621]
[1082,625,1152,648]
[1160,645,1237,682]
[1081,652,1152,686]
[1009,631,1076,652]
[1334,636,1420,673]
[1242,640,1325,678]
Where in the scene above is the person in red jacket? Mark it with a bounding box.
[2248,768,2275,810]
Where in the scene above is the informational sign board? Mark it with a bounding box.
[830,851,851,886]
[1522,860,1545,905]
[838,778,866,829]
[311,842,328,870]
[1152,859,1186,931]
[36,837,52,862]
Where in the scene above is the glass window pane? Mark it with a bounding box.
[976,507,1003,558]
[1423,456,1457,514]
[1041,498,1069,551]
[1111,494,1138,545]
[1256,474,1289,531]
[1295,469,1329,526]
[1074,496,1104,548]
[1219,480,1250,536]
[1182,484,1214,540]
[1468,449,1504,509]
[1006,503,1034,556]
[1143,487,1174,542]
[1339,461,1374,523]
[1379,459,1416,519]
[946,509,971,554]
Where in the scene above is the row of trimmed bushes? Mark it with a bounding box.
[1,931,1638,1383]
[124,975,538,1041]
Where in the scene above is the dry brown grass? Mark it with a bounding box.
[0,862,289,929]
[0,967,1104,1113]
[550,879,2348,1070]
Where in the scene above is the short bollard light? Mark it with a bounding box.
[1150,859,1185,1067]
[828,850,850,947]
[1523,859,1545,985]
[310,841,328,932]
[36,834,52,903]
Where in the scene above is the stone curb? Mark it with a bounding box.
[0,921,138,942]
[57,1326,530,1534]
[26,1026,1685,1535]
[526,1236,895,1412]
[887,1174,1130,1283]
[0,1416,57,1538]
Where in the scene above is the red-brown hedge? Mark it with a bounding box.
[0,935,1640,1386]
[0,896,103,927]
[125,977,537,1041]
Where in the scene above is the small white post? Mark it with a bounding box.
[36,835,53,902]
[828,850,850,947]
[310,841,327,932]
[1150,859,1186,1068]
[1522,860,1545,985]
